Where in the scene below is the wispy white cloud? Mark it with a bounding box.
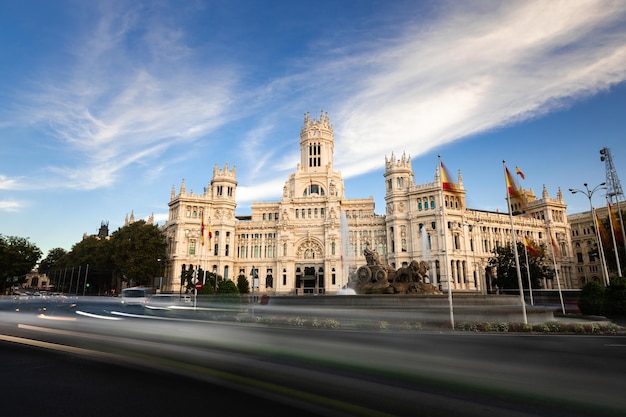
[328,0,626,175]
[0,200,21,212]
[226,1,626,204]
[6,2,240,191]
[0,175,21,190]
[2,0,625,208]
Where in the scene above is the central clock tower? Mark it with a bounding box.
[300,110,334,173]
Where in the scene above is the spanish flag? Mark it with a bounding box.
[524,236,539,256]
[505,164,527,212]
[201,215,205,246]
[596,212,612,249]
[440,161,453,190]
[550,234,561,258]
[516,166,525,180]
[608,202,623,244]
[505,166,522,198]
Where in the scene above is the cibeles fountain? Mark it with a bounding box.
[348,246,442,295]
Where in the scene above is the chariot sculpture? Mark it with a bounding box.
[349,247,442,295]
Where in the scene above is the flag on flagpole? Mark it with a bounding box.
[201,215,205,246]
[608,202,624,244]
[596,212,612,248]
[516,166,525,180]
[440,160,453,190]
[208,224,213,240]
[524,236,539,256]
[550,234,561,257]
[505,165,526,207]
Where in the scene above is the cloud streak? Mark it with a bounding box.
[330,1,626,175]
[2,0,625,207]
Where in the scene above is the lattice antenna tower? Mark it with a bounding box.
[600,146,624,203]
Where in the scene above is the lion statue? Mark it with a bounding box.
[392,260,430,283]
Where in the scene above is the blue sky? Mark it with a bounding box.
[1,0,625,258]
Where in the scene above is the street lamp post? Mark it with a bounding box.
[569,182,610,286]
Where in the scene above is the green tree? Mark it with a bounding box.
[237,274,250,294]
[216,279,240,305]
[488,241,554,291]
[61,238,115,294]
[110,220,167,287]
[38,247,68,274]
[578,280,606,315]
[198,271,219,295]
[605,276,626,316]
[0,235,42,294]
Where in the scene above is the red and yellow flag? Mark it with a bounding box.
[550,234,561,257]
[516,166,525,180]
[201,215,205,245]
[440,161,453,190]
[608,202,623,244]
[505,166,525,203]
[596,212,612,249]
[524,236,539,256]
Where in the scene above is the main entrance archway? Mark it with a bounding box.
[295,238,325,294]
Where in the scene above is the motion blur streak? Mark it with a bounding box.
[37,313,77,321]
[1,297,625,417]
[0,333,120,361]
[75,311,122,320]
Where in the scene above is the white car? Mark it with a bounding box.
[146,293,191,309]
[120,287,151,306]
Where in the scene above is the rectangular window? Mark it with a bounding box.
[189,241,196,256]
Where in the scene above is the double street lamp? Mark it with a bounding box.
[569,182,609,286]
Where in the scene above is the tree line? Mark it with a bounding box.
[1,220,166,295]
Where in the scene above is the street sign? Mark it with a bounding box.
[194,281,203,290]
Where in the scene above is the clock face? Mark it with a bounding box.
[311,130,318,137]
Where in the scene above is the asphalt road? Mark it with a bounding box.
[1,295,625,417]
[1,342,326,417]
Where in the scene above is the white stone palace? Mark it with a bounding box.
[162,111,594,295]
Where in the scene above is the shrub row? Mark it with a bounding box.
[456,321,622,334]
[578,277,626,317]
[232,313,621,335]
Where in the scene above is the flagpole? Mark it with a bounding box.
[503,160,527,324]
[606,198,622,277]
[593,208,611,286]
[613,198,626,263]
[522,240,534,305]
[439,155,454,329]
[547,226,565,314]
